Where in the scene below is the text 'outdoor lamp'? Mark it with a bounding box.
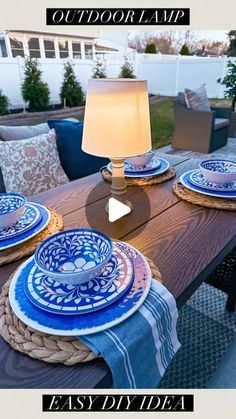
[82,79,152,214]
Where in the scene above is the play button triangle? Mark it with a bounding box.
[108,197,131,222]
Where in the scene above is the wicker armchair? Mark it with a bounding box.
[172,98,232,153]
[206,247,236,312]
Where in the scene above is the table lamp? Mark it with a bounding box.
[82,79,152,213]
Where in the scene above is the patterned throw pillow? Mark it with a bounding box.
[184,84,211,112]
[0,130,69,196]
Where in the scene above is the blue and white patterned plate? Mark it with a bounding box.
[25,243,134,315]
[0,203,50,251]
[9,241,152,335]
[107,157,170,178]
[0,203,41,241]
[189,170,236,192]
[180,170,236,199]
[124,156,161,173]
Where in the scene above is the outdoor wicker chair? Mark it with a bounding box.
[172,97,232,153]
[206,247,236,312]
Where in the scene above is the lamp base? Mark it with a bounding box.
[105,158,133,217]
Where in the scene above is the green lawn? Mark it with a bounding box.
[149,100,174,148]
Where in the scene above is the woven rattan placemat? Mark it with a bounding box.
[173,181,236,211]
[0,208,64,267]
[101,167,176,186]
[0,257,162,365]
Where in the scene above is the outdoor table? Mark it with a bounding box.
[0,153,235,389]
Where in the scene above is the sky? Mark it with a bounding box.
[129,30,229,43]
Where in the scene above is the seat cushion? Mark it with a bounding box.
[0,123,49,141]
[47,120,109,180]
[184,84,211,112]
[208,336,236,388]
[0,130,69,196]
[214,118,229,130]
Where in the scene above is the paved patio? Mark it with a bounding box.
[160,137,236,160]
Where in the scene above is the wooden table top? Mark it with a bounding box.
[0,152,235,389]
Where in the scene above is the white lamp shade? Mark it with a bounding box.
[82,79,152,158]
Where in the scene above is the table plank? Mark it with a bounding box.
[30,153,188,216]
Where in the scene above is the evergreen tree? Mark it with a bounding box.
[145,43,157,53]
[227,31,236,57]
[119,56,136,78]
[60,61,84,107]
[217,61,236,111]
[92,57,106,78]
[0,89,8,115]
[21,58,49,112]
[179,43,190,55]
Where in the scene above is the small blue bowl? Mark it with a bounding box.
[34,228,113,285]
[200,159,236,184]
[0,192,27,230]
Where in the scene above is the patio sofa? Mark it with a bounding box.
[172,95,232,153]
[0,119,109,195]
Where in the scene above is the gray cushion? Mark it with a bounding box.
[208,336,236,388]
[184,84,211,112]
[0,123,49,141]
[214,118,229,130]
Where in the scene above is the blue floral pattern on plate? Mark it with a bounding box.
[0,203,50,251]
[0,204,41,241]
[25,243,134,315]
[124,156,161,173]
[189,170,236,192]
[180,170,236,199]
[107,157,170,178]
[9,241,152,335]
[0,193,26,215]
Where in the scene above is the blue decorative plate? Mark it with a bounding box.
[9,242,152,336]
[180,170,236,199]
[25,243,134,315]
[0,203,41,241]
[107,157,170,178]
[189,170,236,192]
[124,156,161,173]
[0,203,50,251]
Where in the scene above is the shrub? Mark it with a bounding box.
[60,61,84,107]
[179,43,190,55]
[21,58,50,112]
[217,61,236,111]
[119,56,136,79]
[0,90,8,115]
[92,57,106,78]
[145,43,157,53]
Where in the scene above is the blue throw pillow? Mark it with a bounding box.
[47,120,109,180]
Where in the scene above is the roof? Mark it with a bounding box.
[94,43,118,52]
[6,29,99,40]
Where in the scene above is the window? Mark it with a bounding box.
[58,40,69,58]
[44,39,55,58]
[28,37,41,58]
[72,42,81,59]
[0,39,7,57]
[9,35,24,57]
[84,43,93,60]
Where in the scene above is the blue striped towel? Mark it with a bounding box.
[79,279,181,388]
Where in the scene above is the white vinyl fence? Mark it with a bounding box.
[0,55,236,109]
